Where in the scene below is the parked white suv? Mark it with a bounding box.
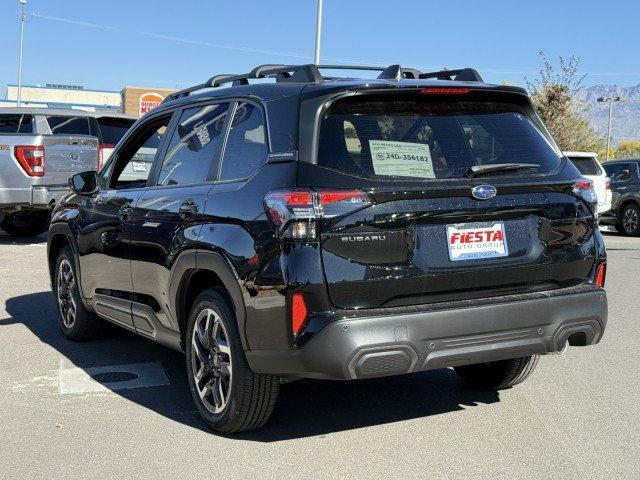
[564,152,612,214]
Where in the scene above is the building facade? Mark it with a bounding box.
[120,86,175,117]
[2,84,175,118]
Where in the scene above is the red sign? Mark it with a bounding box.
[138,92,164,117]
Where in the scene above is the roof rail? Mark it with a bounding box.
[163,64,484,103]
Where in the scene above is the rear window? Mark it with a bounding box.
[46,115,91,135]
[317,96,561,181]
[0,114,33,133]
[568,157,601,176]
[97,117,135,145]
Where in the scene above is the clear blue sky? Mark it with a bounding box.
[0,0,638,92]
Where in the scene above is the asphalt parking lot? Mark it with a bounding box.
[0,230,638,480]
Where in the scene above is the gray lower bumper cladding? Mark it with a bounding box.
[246,289,607,380]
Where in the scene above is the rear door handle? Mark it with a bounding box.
[179,201,198,219]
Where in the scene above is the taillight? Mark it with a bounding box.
[291,293,308,336]
[595,263,607,288]
[420,87,470,95]
[97,144,114,170]
[572,179,598,212]
[14,145,45,177]
[605,177,611,190]
[264,188,371,240]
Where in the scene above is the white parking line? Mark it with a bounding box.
[58,361,170,394]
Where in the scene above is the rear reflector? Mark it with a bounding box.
[14,145,45,177]
[291,293,308,335]
[595,263,606,288]
[421,87,470,95]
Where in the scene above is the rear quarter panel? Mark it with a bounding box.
[197,162,298,350]
[0,134,45,207]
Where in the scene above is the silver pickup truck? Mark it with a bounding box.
[0,108,135,236]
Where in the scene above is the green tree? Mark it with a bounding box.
[527,53,606,156]
[611,140,640,159]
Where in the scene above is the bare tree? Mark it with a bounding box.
[527,53,605,155]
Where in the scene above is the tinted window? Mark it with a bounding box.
[46,115,91,135]
[317,96,561,182]
[220,103,268,180]
[568,157,601,176]
[97,117,135,145]
[0,114,33,133]
[219,102,268,181]
[157,103,229,186]
[603,163,637,182]
[106,115,172,190]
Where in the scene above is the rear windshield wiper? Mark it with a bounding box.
[465,163,540,178]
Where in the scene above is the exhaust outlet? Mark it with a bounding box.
[551,341,569,355]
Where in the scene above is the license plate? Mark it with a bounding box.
[131,161,147,172]
[447,222,508,261]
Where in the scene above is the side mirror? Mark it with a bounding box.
[69,170,99,196]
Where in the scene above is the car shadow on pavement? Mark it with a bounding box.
[0,232,47,245]
[2,291,501,441]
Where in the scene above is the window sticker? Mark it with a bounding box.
[369,140,435,178]
[131,161,147,172]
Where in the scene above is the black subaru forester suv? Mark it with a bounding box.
[48,64,608,433]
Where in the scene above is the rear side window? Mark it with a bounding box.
[97,117,135,145]
[604,163,637,182]
[568,157,601,176]
[317,96,561,181]
[46,116,91,135]
[219,102,268,181]
[157,103,230,186]
[0,114,33,133]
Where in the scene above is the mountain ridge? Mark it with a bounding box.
[574,84,640,143]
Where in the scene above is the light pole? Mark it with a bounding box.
[597,96,621,161]
[17,0,27,107]
[313,0,323,65]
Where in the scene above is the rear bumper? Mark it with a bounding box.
[246,289,608,380]
[597,198,612,215]
[0,185,69,211]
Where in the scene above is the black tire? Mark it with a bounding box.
[453,355,539,390]
[53,246,104,341]
[0,209,50,237]
[185,288,279,433]
[618,203,640,236]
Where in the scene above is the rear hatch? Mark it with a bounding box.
[299,89,597,309]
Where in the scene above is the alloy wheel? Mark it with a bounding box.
[191,308,233,414]
[57,259,77,329]
[623,207,638,233]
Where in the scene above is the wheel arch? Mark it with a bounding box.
[47,223,81,293]
[170,250,249,351]
[619,197,640,214]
